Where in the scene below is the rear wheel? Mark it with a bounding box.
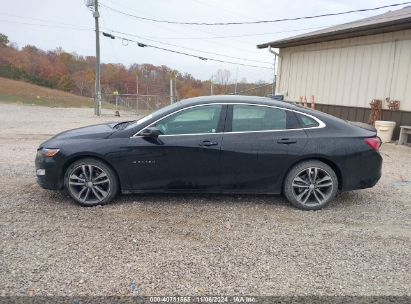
[284,160,338,210]
[64,158,118,206]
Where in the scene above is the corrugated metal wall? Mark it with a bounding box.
[277,29,411,111]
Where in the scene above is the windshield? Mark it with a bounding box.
[124,101,182,130]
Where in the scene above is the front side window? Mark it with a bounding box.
[231,105,287,132]
[155,104,222,135]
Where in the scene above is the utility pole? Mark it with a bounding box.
[136,74,139,95]
[234,67,238,95]
[87,0,102,115]
[136,73,139,113]
[210,76,214,95]
[170,78,174,104]
[94,0,101,115]
[174,77,177,101]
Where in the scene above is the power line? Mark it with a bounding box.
[5,9,409,40]
[1,13,273,67]
[99,1,411,26]
[133,26,331,40]
[190,0,290,32]
[0,19,92,31]
[103,32,273,70]
[103,28,274,65]
[0,12,91,29]
[99,1,270,54]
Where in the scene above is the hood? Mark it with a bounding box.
[40,122,119,148]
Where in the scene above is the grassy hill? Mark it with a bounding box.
[0,77,94,108]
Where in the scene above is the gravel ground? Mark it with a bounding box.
[0,103,410,297]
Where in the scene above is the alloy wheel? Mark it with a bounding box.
[68,164,111,204]
[291,167,334,206]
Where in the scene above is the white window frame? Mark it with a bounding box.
[132,103,325,137]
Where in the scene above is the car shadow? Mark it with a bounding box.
[331,190,369,209]
[115,192,289,208]
[35,182,371,211]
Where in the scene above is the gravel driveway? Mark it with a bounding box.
[0,103,410,297]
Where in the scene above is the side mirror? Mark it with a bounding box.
[140,127,161,138]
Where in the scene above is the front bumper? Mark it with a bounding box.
[35,154,63,190]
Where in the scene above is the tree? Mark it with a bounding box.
[0,33,9,47]
[58,75,75,91]
[215,69,231,94]
[0,34,268,100]
[72,70,88,96]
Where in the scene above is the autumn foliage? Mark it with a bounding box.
[0,33,271,99]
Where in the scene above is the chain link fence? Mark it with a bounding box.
[101,94,174,116]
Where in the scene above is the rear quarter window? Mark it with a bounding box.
[295,113,319,128]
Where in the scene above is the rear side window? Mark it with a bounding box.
[231,105,287,132]
[295,113,319,128]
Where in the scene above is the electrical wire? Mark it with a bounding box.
[103,32,274,70]
[129,26,331,40]
[103,28,274,65]
[98,0,274,63]
[0,12,273,67]
[0,12,91,30]
[0,19,92,31]
[98,0,270,54]
[99,1,411,26]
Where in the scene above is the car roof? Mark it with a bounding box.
[176,95,351,127]
[120,95,367,137]
[178,95,299,109]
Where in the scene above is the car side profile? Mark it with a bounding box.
[35,95,382,210]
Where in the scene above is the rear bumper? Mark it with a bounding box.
[35,154,63,190]
[340,150,382,191]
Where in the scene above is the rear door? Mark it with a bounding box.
[219,104,307,193]
[126,104,226,191]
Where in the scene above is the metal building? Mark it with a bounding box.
[257,6,411,138]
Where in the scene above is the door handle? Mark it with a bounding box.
[199,140,218,147]
[277,138,297,144]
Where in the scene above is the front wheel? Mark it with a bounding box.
[64,158,119,206]
[283,160,338,210]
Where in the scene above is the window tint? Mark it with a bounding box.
[296,113,319,128]
[155,105,222,135]
[231,105,287,132]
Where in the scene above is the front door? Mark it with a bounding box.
[126,104,226,191]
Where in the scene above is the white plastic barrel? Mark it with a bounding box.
[374,120,396,143]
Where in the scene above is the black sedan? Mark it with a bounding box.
[35,96,382,210]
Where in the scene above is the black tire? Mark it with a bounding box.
[283,160,338,210]
[64,158,119,207]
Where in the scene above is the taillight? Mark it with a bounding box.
[364,137,381,151]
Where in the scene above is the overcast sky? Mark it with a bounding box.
[1,0,408,82]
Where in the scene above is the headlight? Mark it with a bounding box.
[37,148,60,157]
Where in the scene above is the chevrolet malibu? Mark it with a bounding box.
[35,95,382,210]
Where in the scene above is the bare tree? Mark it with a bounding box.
[72,71,86,96]
[215,69,231,94]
